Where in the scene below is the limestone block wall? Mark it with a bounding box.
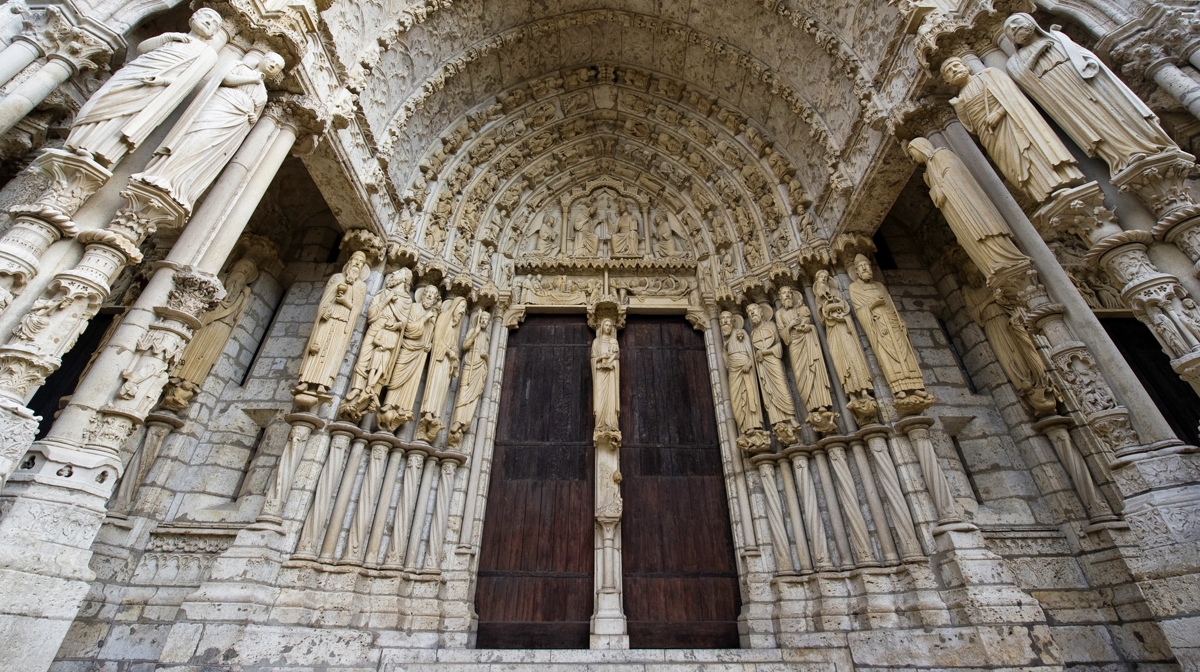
[880,222,1177,668]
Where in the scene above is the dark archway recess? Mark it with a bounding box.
[475,315,595,649]
[618,315,742,648]
[1101,317,1200,446]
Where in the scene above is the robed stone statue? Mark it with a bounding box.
[1003,13,1174,175]
[66,8,224,168]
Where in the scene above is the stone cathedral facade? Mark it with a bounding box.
[1,0,1200,669]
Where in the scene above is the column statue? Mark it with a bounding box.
[161,258,259,411]
[906,138,1029,280]
[571,205,598,257]
[292,251,369,409]
[448,310,492,449]
[65,8,224,168]
[338,268,413,422]
[848,254,933,415]
[719,310,768,452]
[814,270,878,426]
[776,288,839,434]
[417,296,468,442]
[746,303,800,444]
[136,52,285,211]
[591,317,620,442]
[941,56,1083,203]
[378,285,441,431]
[959,257,1058,416]
[1003,13,1174,175]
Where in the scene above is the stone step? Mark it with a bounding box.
[380,648,849,671]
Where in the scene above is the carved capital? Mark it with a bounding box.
[17,148,111,223]
[888,96,957,141]
[31,6,111,72]
[0,349,55,403]
[1112,150,1200,224]
[164,269,223,327]
[1030,181,1117,248]
[112,180,189,247]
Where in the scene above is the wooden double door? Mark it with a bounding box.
[475,315,740,649]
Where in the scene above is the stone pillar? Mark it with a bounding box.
[0,7,110,136]
[0,102,304,672]
[0,37,40,86]
[929,123,1176,451]
[587,298,627,649]
[914,94,1200,666]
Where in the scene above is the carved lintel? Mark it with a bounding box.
[515,256,697,275]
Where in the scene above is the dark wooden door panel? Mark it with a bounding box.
[618,316,741,649]
[476,315,594,649]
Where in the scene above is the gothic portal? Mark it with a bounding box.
[0,0,1198,670]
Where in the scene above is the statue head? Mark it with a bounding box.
[854,254,874,282]
[344,250,368,280]
[388,267,412,289]
[746,303,762,325]
[259,51,285,78]
[1003,13,1039,47]
[478,310,492,329]
[451,297,467,324]
[719,310,733,336]
[940,57,970,88]
[600,317,615,335]
[779,289,794,309]
[905,137,936,165]
[224,259,258,295]
[421,286,439,308]
[189,8,223,39]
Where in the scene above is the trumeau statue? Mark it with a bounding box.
[66,8,224,168]
[746,303,799,445]
[776,288,839,434]
[719,311,765,440]
[378,284,440,431]
[848,254,933,415]
[907,138,1029,280]
[814,269,877,426]
[418,296,468,442]
[571,205,599,257]
[448,310,492,449]
[941,56,1083,203]
[161,258,259,411]
[591,317,620,441]
[293,251,369,409]
[338,268,413,422]
[137,52,285,210]
[1003,13,1175,175]
[960,259,1057,415]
